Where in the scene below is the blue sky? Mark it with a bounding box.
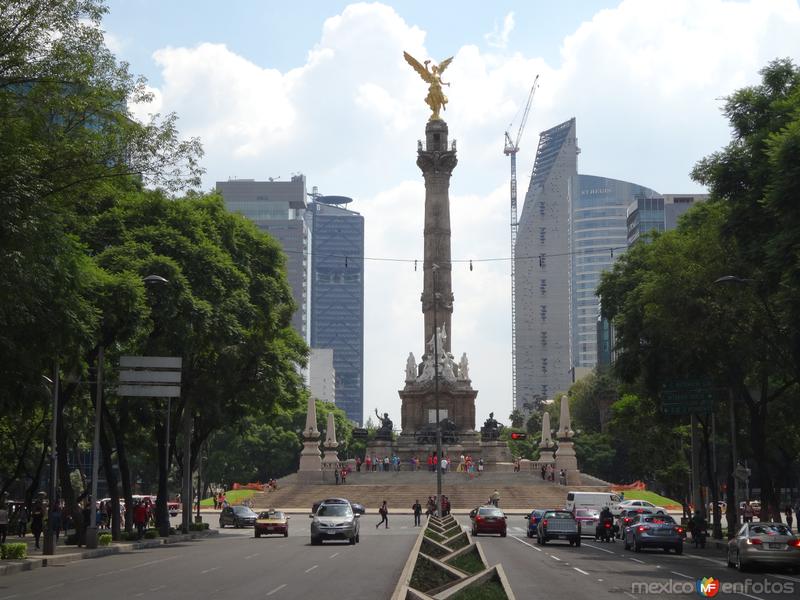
[103,1,800,428]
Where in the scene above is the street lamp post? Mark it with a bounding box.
[43,361,59,555]
[86,345,103,549]
[432,264,443,517]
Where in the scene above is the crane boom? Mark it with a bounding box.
[504,75,539,411]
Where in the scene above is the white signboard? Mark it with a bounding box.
[117,356,182,397]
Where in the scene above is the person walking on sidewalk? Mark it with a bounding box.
[376,500,389,529]
[490,489,500,508]
[30,497,44,549]
[412,500,422,527]
[0,500,8,544]
[341,467,347,484]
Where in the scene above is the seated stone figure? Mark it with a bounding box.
[481,411,502,441]
[375,409,393,440]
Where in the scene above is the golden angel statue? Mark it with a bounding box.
[403,51,454,121]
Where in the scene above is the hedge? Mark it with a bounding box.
[0,543,27,560]
[98,533,112,546]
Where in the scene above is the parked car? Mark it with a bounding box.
[536,510,581,546]
[310,501,360,545]
[615,507,655,538]
[469,506,507,537]
[312,497,366,515]
[255,510,289,538]
[727,522,800,572]
[573,508,600,537]
[623,513,683,554]
[525,509,551,538]
[618,499,667,515]
[219,505,257,528]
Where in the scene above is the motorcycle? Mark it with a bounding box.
[595,517,615,542]
[692,526,707,548]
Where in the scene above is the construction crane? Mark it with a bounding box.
[504,74,539,411]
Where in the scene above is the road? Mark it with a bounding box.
[2,514,799,599]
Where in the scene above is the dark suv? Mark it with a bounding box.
[219,505,257,528]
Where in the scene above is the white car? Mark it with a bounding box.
[618,499,666,515]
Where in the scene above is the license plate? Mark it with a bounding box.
[769,543,783,549]
[325,531,336,536]
[552,534,561,539]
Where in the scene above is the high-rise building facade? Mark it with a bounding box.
[307,198,364,425]
[626,193,709,245]
[515,118,578,407]
[309,348,336,404]
[569,175,659,368]
[216,177,310,341]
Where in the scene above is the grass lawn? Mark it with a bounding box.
[449,580,508,600]
[199,489,256,508]
[614,490,681,509]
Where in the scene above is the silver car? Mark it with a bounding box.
[727,522,800,572]
[310,501,360,545]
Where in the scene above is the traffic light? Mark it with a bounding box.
[510,432,527,440]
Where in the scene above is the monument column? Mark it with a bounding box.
[418,120,457,355]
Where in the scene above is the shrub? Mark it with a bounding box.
[98,533,112,547]
[189,522,210,531]
[143,529,159,539]
[0,543,28,560]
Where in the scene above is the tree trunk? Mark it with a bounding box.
[56,381,83,544]
[23,438,48,507]
[155,419,169,535]
[104,399,134,533]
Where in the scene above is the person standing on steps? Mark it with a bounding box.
[412,499,422,526]
[334,468,340,485]
[376,500,389,529]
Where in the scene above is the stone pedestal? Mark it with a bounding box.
[399,382,477,433]
[554,440,582,486]
[366,439,395,463]
[481,440,513,464]
[297,440,323,483]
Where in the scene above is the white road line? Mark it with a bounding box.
[772,574,800,583]
[686,554,727,567]
[0,595,19,600]
[134,594,144,598]
[513,526,525,532]
[149,585,165,592]
[584,542,615,555]
[574,567,589,575]
[244,553,261,560]
[738,593,765,600]
[623,592,637,600]
[266,584,287,596]
[550,554,561,561]
[670,571,692,579]
[305,565,318,573]
[629,558,645,564]
[38,584,64,592]
[200,566,220,574]
[329,552,340,559]
[511,535,542,551]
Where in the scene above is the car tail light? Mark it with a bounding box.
[475,516,484,522]
[747,538,762,545]
[636,525,647,533]
[623,518,632,524]
[675,527,684,534]
[787,539,800,548]
[542,519,548,527]
[604,522,611,529]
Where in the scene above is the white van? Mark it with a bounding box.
[565,491,622,515]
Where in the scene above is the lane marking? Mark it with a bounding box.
[623,592,637,599]
[574,567,589,575]
[583,542,615,555]
[0,595,19,600]
[550,555,561,561]
[305,565,318,573]
[149,585,165,592]
[671,571,692,579]
[266,584,287,596]
[737,593,765,600]
[629,558,645,564]
[772,574,800,583]
[511,535,542,551]
[244,553,261,560]
[513,527,525,532]
[200,566,220,574]
[685,554,727,567]
[38,584,64,592]
[329,552,340,559]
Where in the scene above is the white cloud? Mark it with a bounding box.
[485,12,515,49]
[136,0,800,428]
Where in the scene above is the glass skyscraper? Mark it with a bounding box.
[307,199,364,425]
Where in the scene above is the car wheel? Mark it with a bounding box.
[500,530,506,538]
[255,531,261,538]
[634,539,641,553]
[624,536,631,551]
[536,533,542,545]
[541,536,547,545]
[674,544,682,555]
[726,549,735,568]
[736,550,748,572]
[355,533,360,543]
[349,536,356,545]
[575,538,581,548]
[284,531,289,538]
[527,530,533,538]
[311,536,321,546]
[219,521,224,529]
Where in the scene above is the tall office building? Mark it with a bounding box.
[215,177,310,341]
[627,194,709,245]
[515,118,578,407]
[569,176,659,369]
[308,348,336,404]
[307,196,364,425]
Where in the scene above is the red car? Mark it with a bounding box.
[469,505,507,537]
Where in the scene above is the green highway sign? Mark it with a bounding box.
[661,379,715,415]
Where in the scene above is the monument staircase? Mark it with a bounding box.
[250,469,609,512]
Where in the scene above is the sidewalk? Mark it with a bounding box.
[0,529,218,577]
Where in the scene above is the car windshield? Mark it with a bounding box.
[478,507,504,516]
[545,511,574,519]
[258,511,284,519]
[233,506,256,515]
[643,515,675,524]
[750,524,791,536]
[317,504,352,517]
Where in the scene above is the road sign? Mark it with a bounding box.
[117,356,182,397]
[661,378,714,415]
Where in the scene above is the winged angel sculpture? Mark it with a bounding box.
[403,51,454,121]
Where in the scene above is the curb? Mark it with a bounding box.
[0,530,218,577]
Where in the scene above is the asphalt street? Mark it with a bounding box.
[2,514,799,599]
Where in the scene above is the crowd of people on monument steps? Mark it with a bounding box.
[345,453,486,477]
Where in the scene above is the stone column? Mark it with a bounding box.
[538,411,555,467]
[418,119,457,355]
[297,395,321,482]
[554,395,581,485]
[322,412,340,470]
